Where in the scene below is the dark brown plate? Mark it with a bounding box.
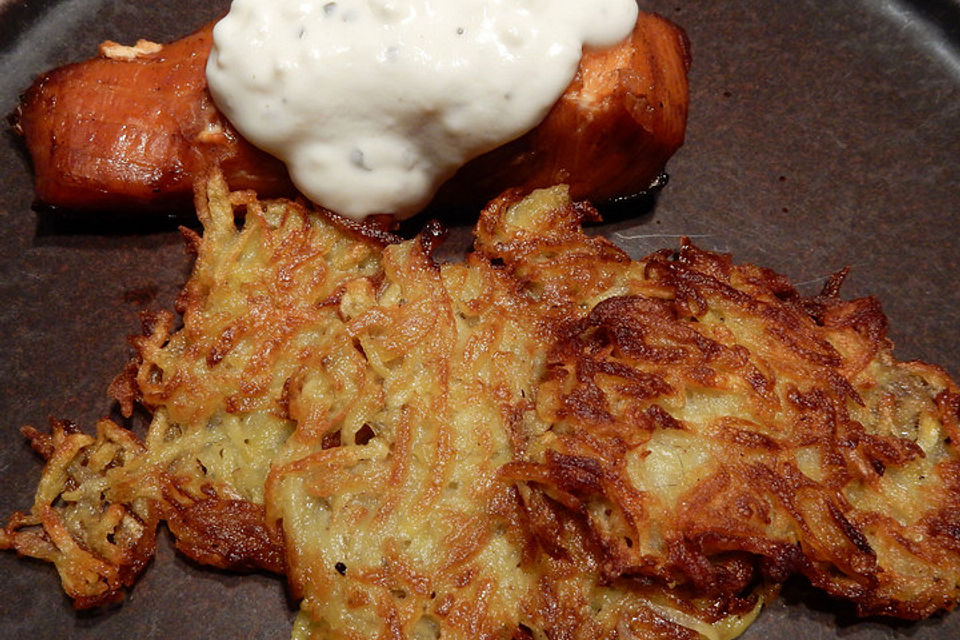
[1,1,958,638]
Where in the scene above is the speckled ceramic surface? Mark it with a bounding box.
[1,1,958,638]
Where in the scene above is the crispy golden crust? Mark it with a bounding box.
[266,186,763,639]
[1,173,389,605]
[487,215,960,619]
[4,175,959,636]
[161,480,285,574]
[0,419,158,608]
[261,182,959,637]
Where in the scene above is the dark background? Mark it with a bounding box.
[0,1,958,638]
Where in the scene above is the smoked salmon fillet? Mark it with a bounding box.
[14,13,690,215]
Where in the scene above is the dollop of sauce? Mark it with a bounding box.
[207,0,638,220]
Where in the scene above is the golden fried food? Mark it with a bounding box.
[14,13,689,215]
[1,176,389,606]
[266,186,766,640]
[4,175,959,637]
[0,418,158,609]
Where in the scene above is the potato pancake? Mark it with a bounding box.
[1,176,388,605]
[3,174,959,637]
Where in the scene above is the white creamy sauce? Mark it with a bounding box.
[207,0,638,220]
